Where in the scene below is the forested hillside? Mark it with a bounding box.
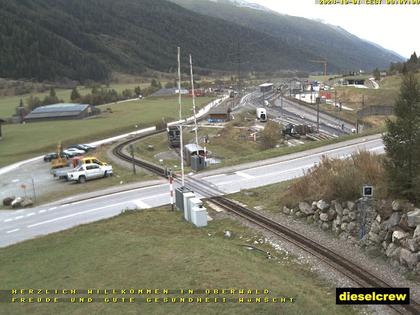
[0,0,404,82]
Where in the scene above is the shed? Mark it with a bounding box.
[259,83,273,93]
[183,143,205,166]
[208,104,231,123]
[24,103,95,122]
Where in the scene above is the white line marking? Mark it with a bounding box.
[59,184,166,207]
[39,210,47,213]
[4,218,13,223]
[26,212,35,217]
[15,216,24,220]
[141,193,169,201]
[202,174,226,180]
[236,171,255,179]
[60,205,69,208]
[133,200,150,209]
[48,207,57,211]
[217,164,314,186]
[6,229,19,234]
[27,201,129,228]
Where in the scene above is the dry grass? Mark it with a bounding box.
[284,151,387,204]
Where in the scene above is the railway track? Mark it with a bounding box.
[112,130,420,315]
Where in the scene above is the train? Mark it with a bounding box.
[167,126,181,147]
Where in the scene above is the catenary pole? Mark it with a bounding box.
[177,47,185,186]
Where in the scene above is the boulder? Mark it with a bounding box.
[347,201,356,211]
[295,211,304,218]
[313,212,320,221]
[311,201,318,210]
[368,231,382,244]
[333,216,342,227]
[327,208,336,220]
[386,243,401,258]
[332,200,343,216]
[11,197,23,208]
[406,209,420,228]
[391,200,402,212]
[320,213,333,222]
[382,241,388,251]
[392,230,408,243]
[316,200,329,212]
[341,223,348,231]
[370,221,381,234]
[282,206,290,215]
[342,215,351,223]
[348,222,357,232]
[382,212,401,230]
[399,248,419,269]
[413,225,420,238]
[3,197,15,207]
[321,222,331,231]
[348,211,357,221]
[406,237,420,252]
[342,209,350,216]
[376,215,382,223]
[21,198,33,208]
[298,202,314,215]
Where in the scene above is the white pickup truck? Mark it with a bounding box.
[67,163,113,183]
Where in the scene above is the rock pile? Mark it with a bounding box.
[283,199,420,273]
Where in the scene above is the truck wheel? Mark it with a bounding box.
[104,171,109,178]
[78,176,86,184]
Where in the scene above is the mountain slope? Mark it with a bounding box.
[0,0,404,82]
[171,0,404,73]
[0,0,318,81]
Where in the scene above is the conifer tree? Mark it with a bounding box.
[383,73,420,200]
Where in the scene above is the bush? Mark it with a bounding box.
[284,151,386,204]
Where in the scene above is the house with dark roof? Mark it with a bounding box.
[208,104,231,123]
[24,103,97,122]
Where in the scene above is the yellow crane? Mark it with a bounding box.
[310,59,328,76]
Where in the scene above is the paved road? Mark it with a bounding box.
[0,134,384,247]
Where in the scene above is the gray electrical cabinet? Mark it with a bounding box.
[191,206,208,227]
[175,187,192,211]
[191,155,206,172]
[183,192,196,221]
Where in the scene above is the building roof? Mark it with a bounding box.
[25,103,89,120]
[209,104,231,115]
[184,143,204,153]
[259,83,273,87]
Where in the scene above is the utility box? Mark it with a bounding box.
[183,192,196,221]
[191,206,208,227]
[191,155,206,172]
[175,186,192,211]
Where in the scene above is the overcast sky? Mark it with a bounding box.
[252,0,419,58]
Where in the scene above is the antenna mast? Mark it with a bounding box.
[189,54,199,153]
[177,47,185,186]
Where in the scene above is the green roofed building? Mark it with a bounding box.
[24,103,97,122]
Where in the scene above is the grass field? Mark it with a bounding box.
[0,207,357,315]
[0,96,214,167]
[0,83,154,117]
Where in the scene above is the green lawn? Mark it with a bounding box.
[0,83,154,118]
[0,207,357,315]
[0,96,214,167]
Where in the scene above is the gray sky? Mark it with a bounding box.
[252,0,419,58]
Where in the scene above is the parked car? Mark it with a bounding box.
[43,152,69,162]
[67,163,113,183]
[52,157,108,179]
[82,144,96,151]
[68,144,95,152]
[63,148,85,157]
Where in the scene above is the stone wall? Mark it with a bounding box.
[283,199,420,273]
